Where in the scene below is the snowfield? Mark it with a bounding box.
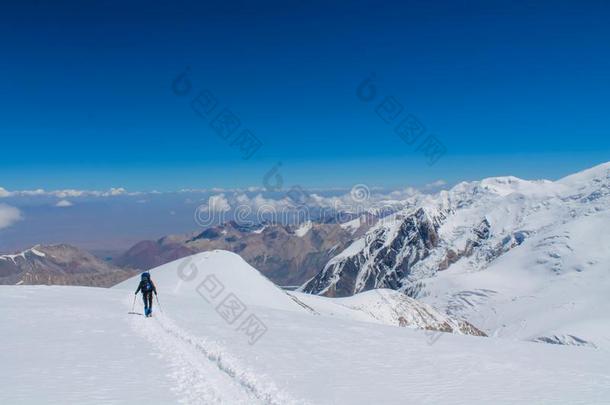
[422,209,610,346]
[2,250,610,404]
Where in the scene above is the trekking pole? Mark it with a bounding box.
[155,294,163,313]
[131,294,136,312]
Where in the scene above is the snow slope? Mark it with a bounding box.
[290,289,485,335]
[3,250,610,404]
[114,251,483,335]
[115,250,306,313]
[421,208,610,348]
[1,285,179,404]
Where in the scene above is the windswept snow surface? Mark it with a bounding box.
[1,286,179,404]
[3,251,610,404]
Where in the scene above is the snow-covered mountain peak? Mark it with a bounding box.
[0,246,46,263]
[0,243,133,286]
[302,162,610,290]
[300,161,610,348]
[557,161,610,186]
[446,175,559,205]
[116,250,308,312]
[555,161,610,205]
[478,175,534,195]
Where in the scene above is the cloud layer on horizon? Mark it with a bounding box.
[0,181,450,252]
[0,179,450,200]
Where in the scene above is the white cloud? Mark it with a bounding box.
[104,187,127,196]
[54,189,86,198]
[0,187,142,198]
[17,189,46,197]
[423,179,448,190]
[246,186,265,192]
[55,199,74,207]
[223,186,420,216]
[206,194,232,212]
[0,204,22,229]
[0,183,433,218]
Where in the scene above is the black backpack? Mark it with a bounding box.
[141,273,153,293]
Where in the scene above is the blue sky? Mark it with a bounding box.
[1,0,609,191]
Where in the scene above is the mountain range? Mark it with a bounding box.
[0,244,136,287]
[301,161,610,347]
[3,162,609,347]
[115,219,375,287]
